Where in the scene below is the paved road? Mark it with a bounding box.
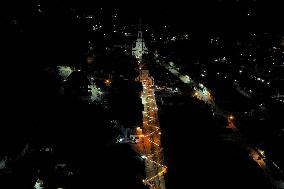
[131,69,166,189]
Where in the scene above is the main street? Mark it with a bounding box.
[139,70,166,188]
[130,69,167,189]
[131,29,167,189]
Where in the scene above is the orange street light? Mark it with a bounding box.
[229,115,234,120]
[105,79,111,85]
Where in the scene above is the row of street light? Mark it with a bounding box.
[138,77,167,188]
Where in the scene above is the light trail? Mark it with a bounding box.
[136,72,167,188]
[143,167,167,185]
[131,31,167,189]
[147,138,160,147]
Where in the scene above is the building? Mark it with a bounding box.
[132,26,148,62]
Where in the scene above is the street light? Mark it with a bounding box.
[105,79,111,85]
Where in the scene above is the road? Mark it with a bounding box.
[129,68,166,189]
[137,69,166,189]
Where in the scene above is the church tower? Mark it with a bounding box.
[132,19,148,62]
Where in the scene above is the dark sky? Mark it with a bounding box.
[115,1,284,30]
[3,1,284,30]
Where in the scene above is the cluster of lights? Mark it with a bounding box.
[146,105,158,110]
[147,138,160,147]
[142,167,167,186]
[143,113,155,120]
[139,125,159,138]
[144,127,159,136]
[192,88,212,103]
[258,149,265,157]
[142,155,167,168]
[92,24,102,31]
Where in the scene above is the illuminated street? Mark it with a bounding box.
[3,3,284,189]
[155,58,214,105]
[131,29,167,189]
[138,71,166,188]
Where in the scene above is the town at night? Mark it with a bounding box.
[2,1,284,189]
